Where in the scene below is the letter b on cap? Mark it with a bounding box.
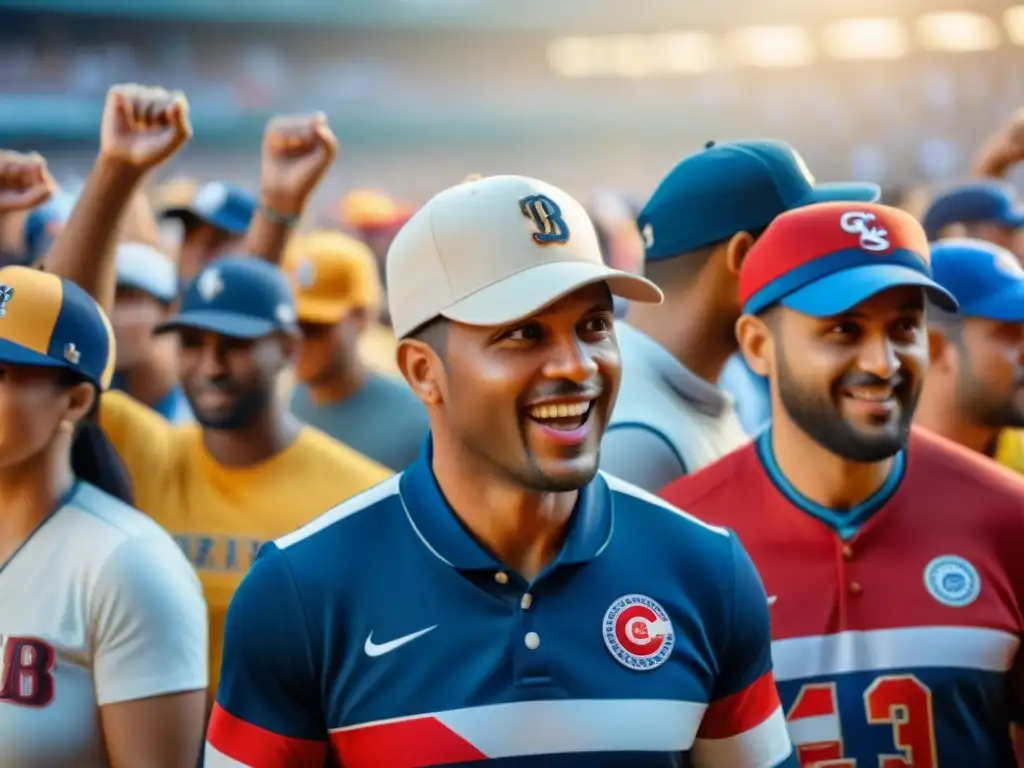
[520,194,570,245]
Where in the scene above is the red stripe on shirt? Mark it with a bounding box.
[331,714,488,768]
[206,703,328,767]
[696,670,781,740]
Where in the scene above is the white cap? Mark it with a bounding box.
[116,243,177,303]
[386,175,662,339]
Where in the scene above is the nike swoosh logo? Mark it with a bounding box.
[364,625,438,657]
[767,595,778,606]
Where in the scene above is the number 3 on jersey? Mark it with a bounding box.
[786,675,937,767]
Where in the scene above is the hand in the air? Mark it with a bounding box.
[0,151,56,214]
[100,84,192,171]
[259,112,339,215]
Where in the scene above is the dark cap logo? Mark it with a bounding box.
[0,285,14,318]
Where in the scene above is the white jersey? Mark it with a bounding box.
[0,482,207,768]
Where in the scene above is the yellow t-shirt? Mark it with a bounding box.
[995,429,1024,475]
[99,390,392,692]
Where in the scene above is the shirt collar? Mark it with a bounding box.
[617,323,732,417]
[399,438,613,572]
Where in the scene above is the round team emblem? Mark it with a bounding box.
[603,594,675,671]
[924,555,980,608]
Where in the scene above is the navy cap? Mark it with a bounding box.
[161,181,255,236]
[922,181,1024,240]
[638,139,881,260]
[929,238,1024,323]
[153,255,298,339]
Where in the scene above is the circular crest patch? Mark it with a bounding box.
[924,555,980,608]
[603,594,675,671]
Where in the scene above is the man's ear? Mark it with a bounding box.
[724,231,756,277]
[735,313,773,377]
[927,327,954,370]
[396,339,445,406]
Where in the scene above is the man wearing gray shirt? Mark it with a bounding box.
[602,139,879,491]
[285,230,429,471]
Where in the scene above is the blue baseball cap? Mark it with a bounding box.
[922,181,1024,240]
[638,139,881,260]
[153,255,298,339]
[929,238,1024,322]
[161,181,255,236]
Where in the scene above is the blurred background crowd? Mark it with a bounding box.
[3,0,1024,214]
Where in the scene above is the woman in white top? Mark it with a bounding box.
[0,265,207,767]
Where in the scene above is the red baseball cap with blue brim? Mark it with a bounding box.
[738,202,958,317]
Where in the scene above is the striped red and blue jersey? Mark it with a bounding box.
[205,441,796,767]
[661,427,1024,766]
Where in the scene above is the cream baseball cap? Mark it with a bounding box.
[386,175,663,338]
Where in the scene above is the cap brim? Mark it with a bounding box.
[0,338,80,376]
[779,263,959,317]
[800,182,882,206]
[996,210,1024,230]
[159,207,248,236]
[961,282,1024,323]
[153,310,278,339]
[294,295,352,324]
[116,275,176,304]
[160,207,197,223]
[440,261,663,329]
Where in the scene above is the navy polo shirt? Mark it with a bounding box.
[206,442,795,767]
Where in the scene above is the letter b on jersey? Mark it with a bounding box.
[0,636,55,707]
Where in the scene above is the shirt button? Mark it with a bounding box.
[848,581,862,596]
[521,593,533,610]
[494,572,509,585]
[524,631,540,650]
[842,545,854,560]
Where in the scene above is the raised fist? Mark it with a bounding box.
[100,84,192,171]
[0,151,56,214]
[259,112,338,215]
[1001,109,1024,161]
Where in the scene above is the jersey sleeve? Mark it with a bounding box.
[599,425,687,491]
[205,543,329,768]
[691,534,795,768]
[92,535,208,705]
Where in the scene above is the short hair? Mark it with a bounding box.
[406,316,450,361]
[643,227,766,290]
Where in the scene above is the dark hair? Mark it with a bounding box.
[56,370,134,505]
[406,316,450,362]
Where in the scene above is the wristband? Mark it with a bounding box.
[258,203,300,226]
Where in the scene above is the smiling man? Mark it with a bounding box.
[662,202,1024,764]
[915,238,1024,467]
[207,175,797,767]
